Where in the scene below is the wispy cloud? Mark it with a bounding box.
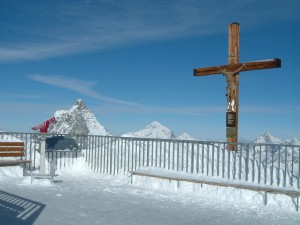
[27,74,300,117]
[27,74,137,106]
[240,105,300,114]
[0,1,207,62]
[2,0,297,63]
[26,74,223,116]
[0,93,51,100]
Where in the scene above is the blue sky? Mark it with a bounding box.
[1,0,299,141]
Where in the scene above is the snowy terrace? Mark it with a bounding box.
[1,132,300,224]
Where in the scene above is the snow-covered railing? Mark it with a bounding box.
[83,136,299,190]
[1,132,299,191]
[0,132,84,171]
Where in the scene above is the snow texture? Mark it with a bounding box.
[1,100,300,224]
[1,158,299,225]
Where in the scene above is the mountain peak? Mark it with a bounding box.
[177,132,195,140]
[254,132,283,144]
[122,121,176,139]
[49,99,110,136]
[75,99,88,110]
[147,121,165,129]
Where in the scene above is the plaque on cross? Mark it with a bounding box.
[194,22,281,150]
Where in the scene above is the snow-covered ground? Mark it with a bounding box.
[1,159,299,225]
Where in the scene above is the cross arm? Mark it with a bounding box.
[194,58,281,76]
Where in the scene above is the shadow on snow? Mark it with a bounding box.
[0,190,46,225]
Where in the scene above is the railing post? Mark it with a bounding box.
[245,144,249,182]
[284,145,288,187]
[191,142,195,174]
[40,135,46,175]
[258,144,262,184]
[252,144,255,182]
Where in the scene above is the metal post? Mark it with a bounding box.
[40,135,46,175]
[258,145,262,184]
[270,145,274,185]
[211,144,214,176]
[291,146,294,187]
[177,141,180,171]
[284,145,288,187]
[252,144,255,182]
[216,143,220,176]
[191,142,195,174]
[207,143,210,176]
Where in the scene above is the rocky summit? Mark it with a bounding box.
[48,99,110,136]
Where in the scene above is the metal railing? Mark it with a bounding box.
[1,132,299,190]
[0,132,85,171]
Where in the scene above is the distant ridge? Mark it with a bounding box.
[253,132,300,145]
[46,99,299,143]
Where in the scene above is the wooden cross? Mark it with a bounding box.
[194,22,281,149]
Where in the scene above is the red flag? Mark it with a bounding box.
[32,117,56,133]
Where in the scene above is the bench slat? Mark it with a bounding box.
[0,142,26,159]
[0,153,24,157]
[0,142,30,167]
[0,142,24,147]
[0,147,25,151]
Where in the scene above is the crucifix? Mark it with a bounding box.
[194,22,281,150]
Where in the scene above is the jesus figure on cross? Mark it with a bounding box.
[220,64,245,112]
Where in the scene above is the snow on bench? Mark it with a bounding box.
[0,142,31,167]
[130,167,300,198]
[29,159,59,183]
[29,173,58,183]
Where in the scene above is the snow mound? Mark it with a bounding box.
[0,166,24,177]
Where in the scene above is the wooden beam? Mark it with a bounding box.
[0,153,24,157]
[194,58,281,76]
[227,22,240,147]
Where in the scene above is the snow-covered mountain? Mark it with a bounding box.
[49,99,110,136]
[254,132,283,144]
[122,121,195,140]
[122,121,175,139]
[45,99,193,139]
[47,99,298,143]
[177,132,196,140]
[253,132,300,145]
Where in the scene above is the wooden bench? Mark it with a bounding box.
[0,142,32,167]
[130,168,300,200]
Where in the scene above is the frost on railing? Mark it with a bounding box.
[1,132,299,190]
